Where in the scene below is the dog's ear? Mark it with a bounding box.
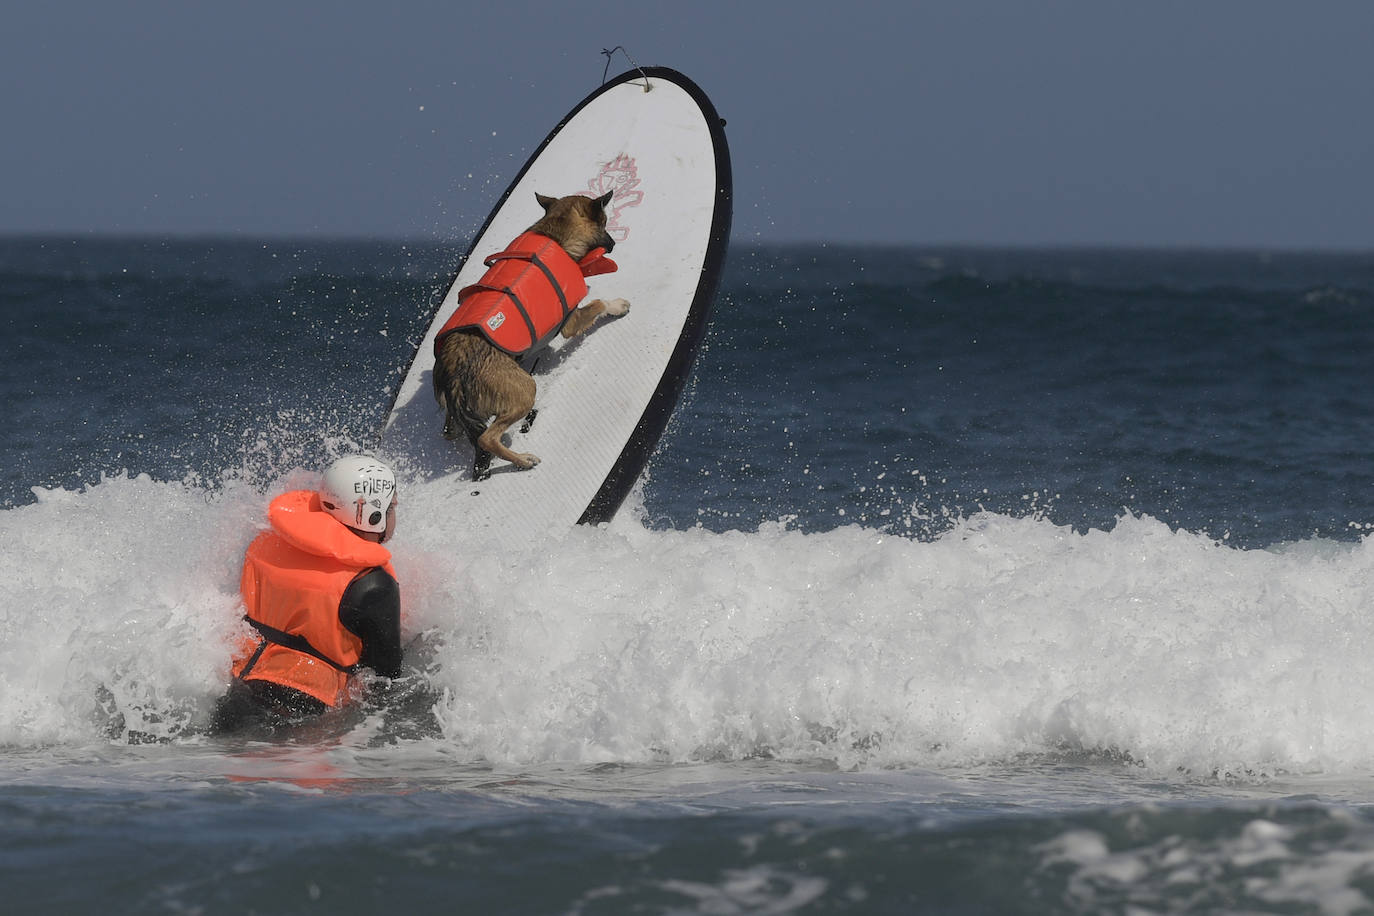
[535,193,558,211]
[594,190,614,210]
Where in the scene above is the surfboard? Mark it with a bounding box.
[378,66,731,545]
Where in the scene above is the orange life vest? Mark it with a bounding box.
[233,489,398,707]
[433,231,617,359]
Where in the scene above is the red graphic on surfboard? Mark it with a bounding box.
[584,154,643,242]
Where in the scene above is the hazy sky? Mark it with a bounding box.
[4,1,1372,247]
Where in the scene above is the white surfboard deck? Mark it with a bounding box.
[379,67,731,546]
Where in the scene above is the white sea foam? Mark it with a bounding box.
[3,470,1374,777]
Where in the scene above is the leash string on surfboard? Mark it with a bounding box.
[600,46,652,91]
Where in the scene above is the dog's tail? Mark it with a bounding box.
[439,390,488,450]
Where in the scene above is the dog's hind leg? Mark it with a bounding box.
[448,400,498,481]
[477,406,540,470]
[473,363,540,471]
[472,450,493,481]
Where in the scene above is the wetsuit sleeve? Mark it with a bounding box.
[338,567,403,678]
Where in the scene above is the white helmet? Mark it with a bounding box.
[318,456,397,533]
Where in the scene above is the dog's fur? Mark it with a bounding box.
[433,191,630,479]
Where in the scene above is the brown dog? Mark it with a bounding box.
[432,191,630,479]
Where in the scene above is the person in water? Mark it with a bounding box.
[210,455,403,731]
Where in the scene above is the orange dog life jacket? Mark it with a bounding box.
[433,231,617,359]
[233,490,399,707]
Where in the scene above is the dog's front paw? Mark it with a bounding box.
[605,298,630,317]
[511,453,541,470]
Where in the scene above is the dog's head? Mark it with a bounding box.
[530,191,616,261]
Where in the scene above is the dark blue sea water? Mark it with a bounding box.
[4,237,1374,913]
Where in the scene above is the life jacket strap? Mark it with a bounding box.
[236,637,271,680]
[524,250,573,316]
[242,617,356,675]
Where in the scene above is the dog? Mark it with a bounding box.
[431,191,630,480]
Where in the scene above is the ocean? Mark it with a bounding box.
[3,236,1374,913]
